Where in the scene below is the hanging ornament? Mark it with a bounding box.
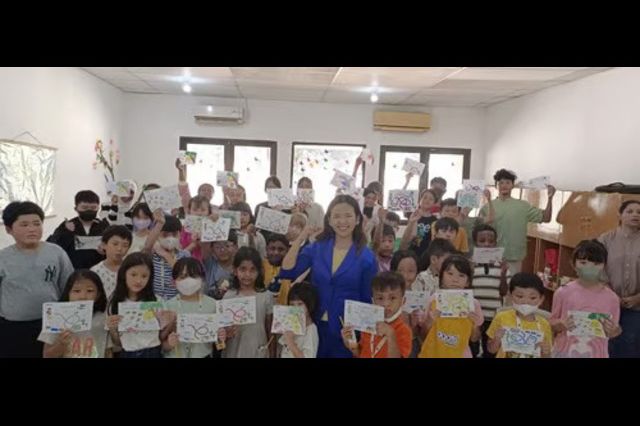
[254,157,259,162]
[299,161,304,166]
[345,160,350,164]
[246,167,251,172]
[323,158,328,162]
[301,167,306,172]
[324,149,329,154]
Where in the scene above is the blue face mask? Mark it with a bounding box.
[576,264,603,282]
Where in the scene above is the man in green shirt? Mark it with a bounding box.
[479,169,555,274]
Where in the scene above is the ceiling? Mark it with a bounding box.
[81,67,612,107]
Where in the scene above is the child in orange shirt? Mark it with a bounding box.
[340,272,413,358]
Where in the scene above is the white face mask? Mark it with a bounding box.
[513,303,538,316]
[176,277,202,296]
[159,237,179,250]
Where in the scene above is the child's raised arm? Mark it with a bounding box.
[400,209,422,250]
[372,208,388,253]
[142,209,166,254]
[176,159,193,214]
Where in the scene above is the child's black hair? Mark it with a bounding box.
[619,199,640,214]
[572,239,608,265]
[266,233,290,247]
[1,201,44,228]
[101,225,133,244]
[385,211,401,224]
[419,189,438,202]
[59,269,107,313]
[430,177,447,187]
[391,250,419,272]
[230,202,254,224]
[75,190,100,206]
[161,215,183,233]
[131,202,153,219]
[493,168,517,183]
[297,177,313,189]
[172,257,206,280]
[230,246,265,291]
[264,176,282,192]
[109,252,156,314]
[363,187,377,198]
[440,198,459,209]
[288,281,318,319]
[371,224,396,242]
[366,181,383,195]
[439,254,473,288]
[419,238,456,271]
[472,223,497,243]
[509,272,544,296]
[188,196,212,214]
[434,217,460,233]
[372,271,406,294]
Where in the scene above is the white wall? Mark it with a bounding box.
[483,67,640,190]
[0,67,123,248]
[119,94,486,189]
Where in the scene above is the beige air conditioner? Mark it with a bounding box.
[373,111,431,132]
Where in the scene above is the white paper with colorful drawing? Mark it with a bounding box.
[217,296,257,326]
[388,190,419,212]
[216,171,239,188]
[501,327,543,356]
[402,158,426,176]
[472,247,505,265]
[201,217,231,242]
[403,291,429,313]
[218,210,241,229]
[344,300,385,335]
[42,301,93,333]
[178,313,220,343]
[267,188,296,208]
[520,176,550,190]
[118,301,163,332]
[183,215,205,234]
[271,305,306,336]
[436,290,474,318]
[178,150,197,166]
[568,311,609,338]
[296,188,315,205]
[144,185,182,212]
[255,207,291,235]
[457,190,482,209]
[330,169,356,191]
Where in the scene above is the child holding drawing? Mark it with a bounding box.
[221,247,274,358]
[278,282,319,358]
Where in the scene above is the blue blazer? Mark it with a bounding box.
[279,238,378,338]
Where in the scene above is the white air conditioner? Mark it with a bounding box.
[194,105,245,125]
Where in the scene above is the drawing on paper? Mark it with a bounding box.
[471,247,505,265]
[502,327,543,356]
[144,185,182,212]
[359,148,374,166]
[42,301,93,333]
[388,190,419,212]
[568,311,610,338]
[462,179,485,193]
[402,291,429,313]
[201,218,231,242]
[183,215,205,234]
[255,207,291,235]
[457,190,482,209]
[217,296,257,326]
[296,188,315,205]
[74,236,103,251]
[177,313,220,343]
[436,290,474,318]
[344,300,385,335]
[271,305,306,336]
[267,188,296,208]
[330,169,356,191]
[520,176,550,190]
[178,150,197,166]
[216,171,239,188]
[402,158,426,176]
[118,301,163,332]
[218,210,241,229]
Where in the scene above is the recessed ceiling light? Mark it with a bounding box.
[370,92,379,103]
[182,83,192,94]
[207,105,213,112]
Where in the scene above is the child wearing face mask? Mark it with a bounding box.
[340,272,413,358]
[129,203,154,253]
[486,273,553,358]
[143,211,190,301]
[549,240,621,358]
[162,258,226,358]
[47,190,110,269]
[417,255,484,358]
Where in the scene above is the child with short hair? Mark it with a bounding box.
[0,201,74,358]
[400,189,438,259]
[418,255,483,358]
[486,273,553,358]
[384,211,402,252]
[470,224,510,358]
[143,210,190,301]
[230,202,267,258]
[278,281,319,358]
[203,230,238,300]
[341,271,413,358]
[372,208,396,273]
[286,212,308,245]
[262,234,292,304]
[413,238,457,295]
[91,225,132,299]
[39,270,110,358]
[391,250,419,290]
[47,190,110,269]
[550,240,621,358]
[433,199,469,254]
[162,258,226,358]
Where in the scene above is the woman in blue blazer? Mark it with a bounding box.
[280,195,378,357]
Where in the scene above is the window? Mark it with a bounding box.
[290,142,365,211]
[179,137,277,211]
[379,146,471,215]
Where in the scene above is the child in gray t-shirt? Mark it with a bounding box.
[0,201,74,358]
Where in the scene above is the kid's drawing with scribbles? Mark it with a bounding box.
[567,311,610,338]
[435,290,474,318]
[271,305,306,336]
[118,301,163,332]
[42,301,93,333]
[177,313,220,343]
[216,296,257,326]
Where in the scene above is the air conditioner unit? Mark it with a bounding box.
[373,111,431,132]
[194,105,245,125]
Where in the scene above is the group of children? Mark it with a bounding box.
[0,165,625,358]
